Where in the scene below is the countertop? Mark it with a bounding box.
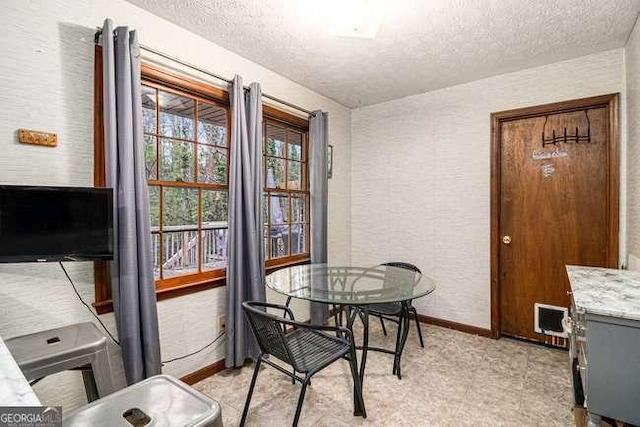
[0,336,41,406]
[566,265,640,322]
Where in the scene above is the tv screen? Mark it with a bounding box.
[0,185,113,262]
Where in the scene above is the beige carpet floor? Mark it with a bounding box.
[193,321,573,426]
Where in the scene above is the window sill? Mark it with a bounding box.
[93,276,227,315]
[93,257,311,315]
[266,255,311,274]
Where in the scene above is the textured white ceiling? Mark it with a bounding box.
[126,0,640,108]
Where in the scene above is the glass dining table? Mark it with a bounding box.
[266,263,437,409]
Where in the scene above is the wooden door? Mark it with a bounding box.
[491,94,619,345]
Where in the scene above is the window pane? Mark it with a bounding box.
[159,91,195,140]
[263,228,269,261]
[291,224,306,255]
[149,186,160,228]
[270,226,290,258]
[202,190,228,223]
[292,195,306,223]
[162,231,198,277]
[198,102,227,146]
[152,232,160,280]
[145,135,157,180]
[262,192,268,225]
[288,131,302,161]
[198,145,227,184]
[269,194,288,225]
[266,157,285,189]
[266,124,285,157]
[162,187,199,278]
[160,138,195,182]
[149,185,160,280]
[262,120,309,262]
[142,86,157,134]
[202,228,227,271]
[287,160,301,190]
[162,187,198,226]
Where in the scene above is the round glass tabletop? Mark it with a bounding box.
[266,264,437,305]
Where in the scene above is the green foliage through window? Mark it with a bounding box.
[142,84,229,280]
[264,121,309,260]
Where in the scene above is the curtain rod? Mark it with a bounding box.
[95,29,313,116]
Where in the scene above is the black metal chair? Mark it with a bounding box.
[368,262,424,349]
[240,301,366,427]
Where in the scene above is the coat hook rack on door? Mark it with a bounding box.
[541,109,592,147]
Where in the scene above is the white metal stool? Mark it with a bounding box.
[63,375,223,427]
[5,322,116,402]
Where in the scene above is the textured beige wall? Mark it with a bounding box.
[626,17,640,271]
[1,0,634,413]
[0,0,350,411]
[351,49,627,329]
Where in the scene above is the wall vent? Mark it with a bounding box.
[534,303,568,338]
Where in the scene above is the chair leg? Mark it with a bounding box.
[348,348,367,418]
[410,306,424,348]
[283,298,297,382]
[333,304,343,329]
[292,377,310,427]
[392,316,403,377]
[395,304,411,380]
[379,317,387,336]
[240,357,262,427]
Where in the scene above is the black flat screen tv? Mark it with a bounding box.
[0,185,113,262]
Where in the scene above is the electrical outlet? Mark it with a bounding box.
[217,315,226,331]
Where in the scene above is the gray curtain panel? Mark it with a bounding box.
[102,18,162,385]
[309,111,329,324]
[226,76,266,368]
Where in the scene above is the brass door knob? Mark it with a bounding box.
[502,235,512,245]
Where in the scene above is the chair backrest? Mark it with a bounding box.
[242,301,295,366]
[380,262,422,295]
[380,261,421,274]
